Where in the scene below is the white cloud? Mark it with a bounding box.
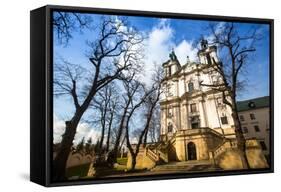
[53,115,66,144]
[73,122,101,146]
[139,19,173,84]
[53,115,100,146]
[140,19,198,85]
[174,40,198,64]
[205,22,226,43]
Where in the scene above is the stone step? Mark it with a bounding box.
[151,160,221,172]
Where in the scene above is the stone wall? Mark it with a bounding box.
[174,128,224,161]
[66,152,94,168]
[126,148,156,170]
[215,139,269,170]
[53,151,95,168]
[126,131,268,171]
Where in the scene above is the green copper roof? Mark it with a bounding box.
[236,96,270,112]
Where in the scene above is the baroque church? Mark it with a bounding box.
[160,40,236,161]
[127,40,268,171]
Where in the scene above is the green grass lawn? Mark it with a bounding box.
[66,163,91,178]
[66,158,128,179]
[117,157,128,165]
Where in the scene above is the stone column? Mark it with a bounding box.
[199,99,208,127]
[181,103,187,130]
[186,101,190,129]
[202,99,209,127]
[160,106,166,135]
[173,104,181,130]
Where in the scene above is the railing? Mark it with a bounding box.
[210,138,262,164]
[212,139,238,158]
[146,147,159,162]
[176,127,224,139]
[146,142,169,163]
[158,149,169,163]
[169,134,176,145]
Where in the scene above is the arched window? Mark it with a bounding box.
[168,66,172,76]
[168,123,173,133]
[168,107,173,118]
[191,115,200,129]
[188,82,194,92]
[206,53,212,64]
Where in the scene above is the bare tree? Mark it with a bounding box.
[105,88,119,153]
[200,22,262,168]
[53,16,144,180]
[93,87,111,151]
[146,105,161,143]
[90,83,120,153]
[53,11,93,45]
[125,67,163,170]
[107,74,141,164]
[85,137,93,154]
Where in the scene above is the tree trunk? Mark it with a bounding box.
[99,117,106,151]
[143,127,149,147]
[131,154,137,170]
[231,103,250,169]
[111,122,123,162]
[110,105,129,163]
[106,111,114,152]
[52,114,81,181]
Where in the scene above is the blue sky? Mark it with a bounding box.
[53,12,270,143]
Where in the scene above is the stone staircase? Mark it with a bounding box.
[151,160,222,173]
[136,127,268,171]
[144,128,228,169]
[211,138,238,159]
[145,144,169,164]
[150,128,261,170]
[144,133,177,165]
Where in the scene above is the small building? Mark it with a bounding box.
[237,96,270,163]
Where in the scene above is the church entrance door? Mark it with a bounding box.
[187,142,197,160]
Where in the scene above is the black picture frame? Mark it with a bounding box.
[30,4,274,187]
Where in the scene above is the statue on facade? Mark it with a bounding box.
[169,49,178,61]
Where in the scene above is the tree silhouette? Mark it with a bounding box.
[53,16,144,180]
[53,11,93,45]
[200,22,262,168]
[76,137,85,152]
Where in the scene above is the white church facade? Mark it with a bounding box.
[127,40,268,171]
[159,40,236,161]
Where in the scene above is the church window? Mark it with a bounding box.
[190,103,197,113]
[221,116,228,124]
[191,116,200,129]
[216,97,222,106]
[212,57,216,64]
[188,82,194,92]
[168,123,173,132]
[168,66,172,76]
[240,115,245,121]
[243,127,248,133]
[254,125,260,132]
[250,113,256,120]
[168,108,173,118]
[206,53,212,65]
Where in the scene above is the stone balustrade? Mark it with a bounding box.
[176,127,223,138]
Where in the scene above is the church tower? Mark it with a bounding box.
[160,40,235,144]
[162,49,181,77]
[197,39,219,65]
